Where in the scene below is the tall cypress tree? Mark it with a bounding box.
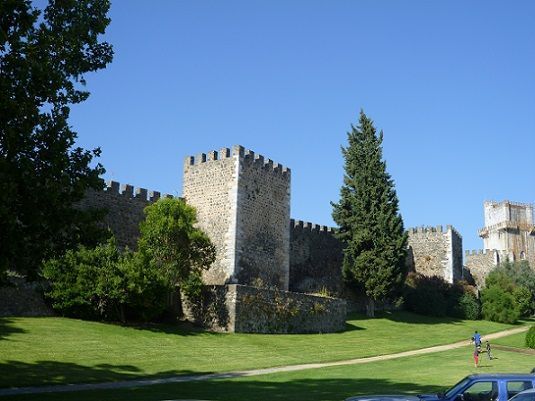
[332,110,408,317]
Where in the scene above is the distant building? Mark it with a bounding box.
[466,200,535,288]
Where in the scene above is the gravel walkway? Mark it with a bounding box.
[0,326,529,398]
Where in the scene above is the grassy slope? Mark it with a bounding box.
[0,312,518,388]
[6,344,534,401]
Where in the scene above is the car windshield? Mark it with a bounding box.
[444,378,471,399]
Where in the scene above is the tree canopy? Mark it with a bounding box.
[332,110,407,316]
[0,0,113,278]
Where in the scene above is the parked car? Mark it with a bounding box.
[508,388,535,401]
[346,373,535,401]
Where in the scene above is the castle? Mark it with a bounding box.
[79,145,534,331]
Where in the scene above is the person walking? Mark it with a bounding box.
[486,341,493,360]
[473,345,480,368]
[472,330,482,347]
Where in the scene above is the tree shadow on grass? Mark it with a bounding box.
[0,318,26,341]
[0,360,207,390]
[377,311,463,325]
[6,375,447,401]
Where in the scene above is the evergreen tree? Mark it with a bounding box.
[332,110,408,317]
[0,0,113,278]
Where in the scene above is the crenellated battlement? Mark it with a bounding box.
[464,249,497,256]
[184,145,291,177]
[407,225,462,239]
[103,180,175,203]
[290,219,336,234]
[484,200,534,209]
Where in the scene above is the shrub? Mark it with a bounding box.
[404,273,448,316]
[480,285,520,324]
[42,238,167,322]
[458,292,481,320]
[526,326,535,349]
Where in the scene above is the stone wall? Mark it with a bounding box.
[465,249,498,288]
[182,145,291,290]
[183,284,346,333]
[235,147,291,290]
[0,278,53,317]
[182,148,239,285]
[289,219,343,295]
[407,225,463,283]
[78,181,172,249]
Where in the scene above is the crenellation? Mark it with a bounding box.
[106,180,120,193]
[195,153,207,164]
[121,183,134,197]
[219,147,231,158]
[207,150,218,161]
[135,187,148,199]
[149,190,160,202]
[232,144,245,157]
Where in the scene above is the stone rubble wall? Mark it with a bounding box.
[0,278,53,317]
[289,219,343,295]
[183,284,346,334]
[465,249,498,288]
[78,181,173,250]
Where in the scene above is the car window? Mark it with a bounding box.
[510,393,535,401]
[463,381,498,401]
[507,382,533,398]
[445,378,472,398]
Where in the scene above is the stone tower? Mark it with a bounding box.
[182,145,291,290]
[406,225,463,283]
[478,200,535,265]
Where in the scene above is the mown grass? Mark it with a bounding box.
[5,343,534,401]
[0,312,520,388]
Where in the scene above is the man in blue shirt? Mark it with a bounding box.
[472,330,482,348]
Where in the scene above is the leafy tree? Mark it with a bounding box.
[332,110,408,317]
[483,261,535,317]
[480,285,520,324]
[0,0,113,279]
[138,198,216,300]
[42,237,168,322]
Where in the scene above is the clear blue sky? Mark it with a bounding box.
[66,0,535,254]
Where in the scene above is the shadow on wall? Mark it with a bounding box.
[0,318,26,341]
[11,376,446,401]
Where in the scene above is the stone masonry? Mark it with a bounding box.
[407,225,463,283]
[182,145,291,290]
[289,219,343,295]
[78,181,174,250]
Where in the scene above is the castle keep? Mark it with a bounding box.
[466,200,535,287]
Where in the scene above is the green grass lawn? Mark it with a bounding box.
[0,312,519,388]
[5,344,534,401]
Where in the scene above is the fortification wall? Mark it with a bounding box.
[465,249,498,288]
[78,181,171,249]
[289,219,343,295]
[407,225,462,283]
[182,148,238,285]
[234,146,291,290]
[183,284,346,333]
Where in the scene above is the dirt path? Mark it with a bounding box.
[0,325,529,397]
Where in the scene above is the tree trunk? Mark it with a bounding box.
[366,297,375,318]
